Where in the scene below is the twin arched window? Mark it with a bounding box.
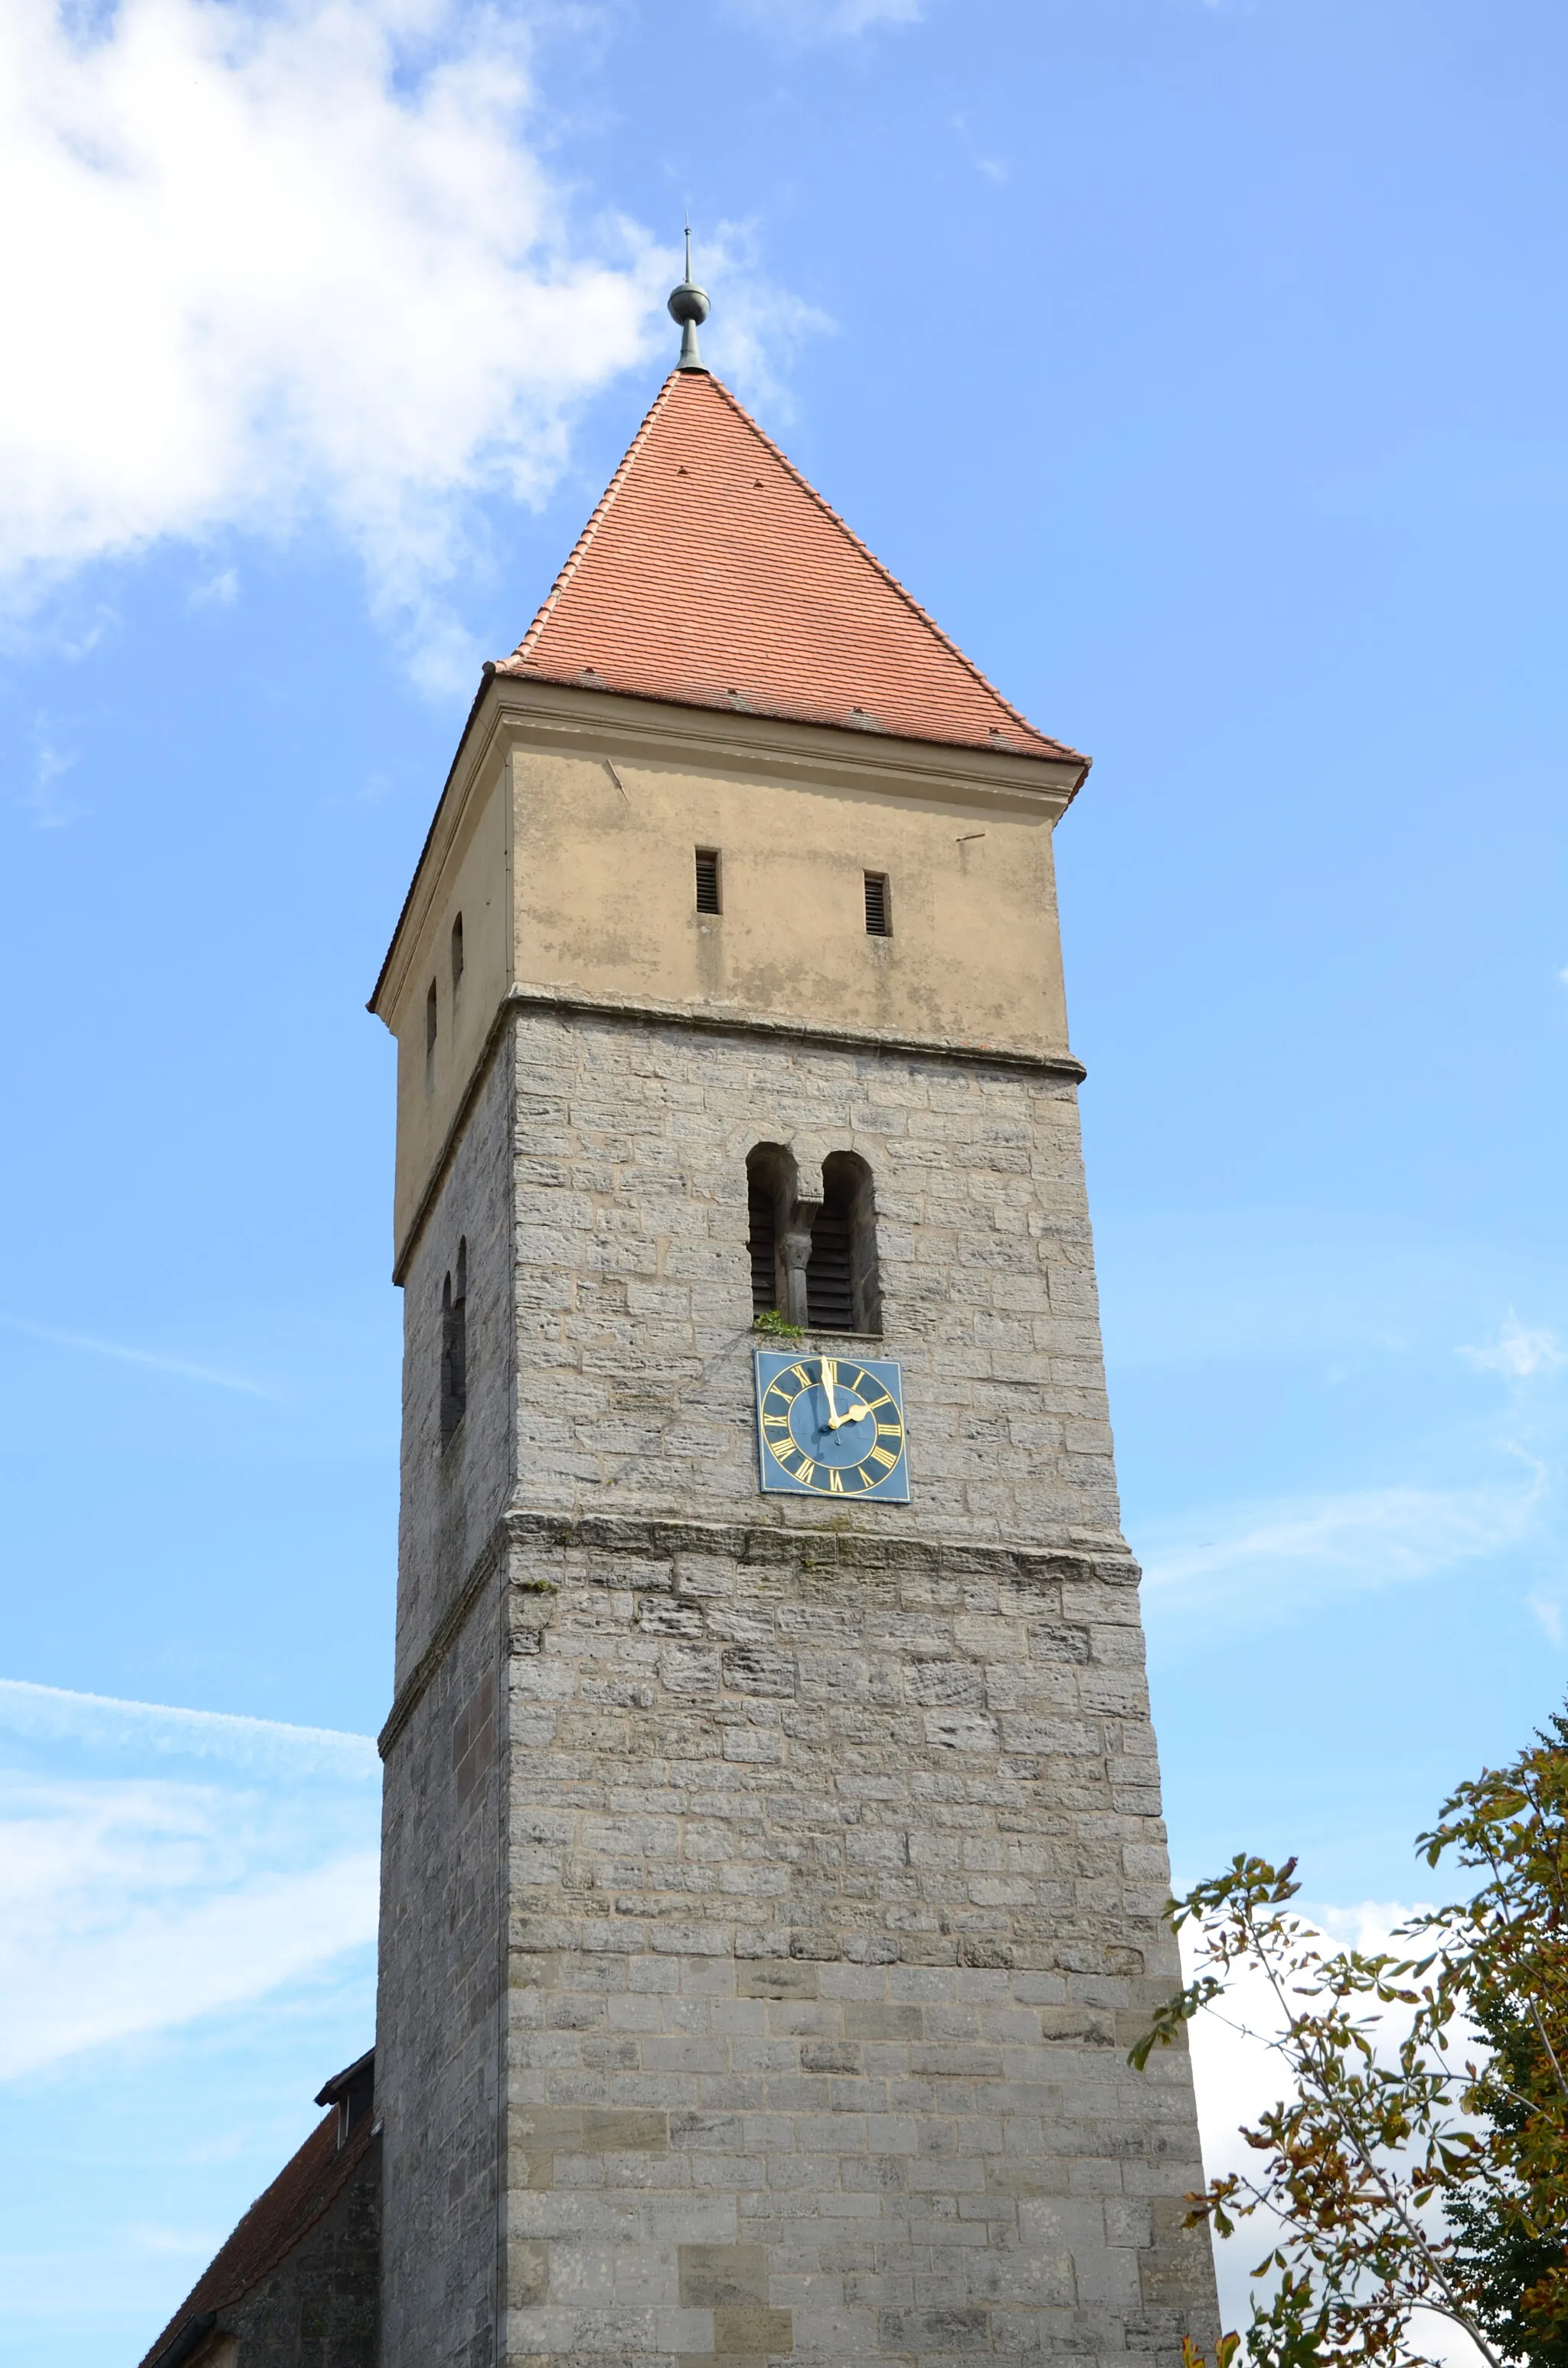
[747,1146,880,1334]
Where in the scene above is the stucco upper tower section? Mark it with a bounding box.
[370,366,1090,1269]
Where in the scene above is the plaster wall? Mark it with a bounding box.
[509,747,1067,1056]
[390,757,512,1254]
[377,684,1079,1261]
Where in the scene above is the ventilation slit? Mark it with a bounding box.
[695,849,721,914]
[864,873,890,936]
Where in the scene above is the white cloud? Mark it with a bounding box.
[1458,1313,1568,1379]
[0,1680,379,2079]
[0,0,669,688]
[1139,1469,1544,1615]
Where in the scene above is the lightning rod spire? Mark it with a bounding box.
[667,218,710,373]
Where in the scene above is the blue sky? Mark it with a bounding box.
[2,0,1566,2358]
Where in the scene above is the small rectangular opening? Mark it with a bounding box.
[695,848,721,914]
[450,913,464,999]
[425,980,438,1066]
[864,872,890,936]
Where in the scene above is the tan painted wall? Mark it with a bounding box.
[390,760,511,1247]
[511,748,1067,1050]
[377,682,1081,1261]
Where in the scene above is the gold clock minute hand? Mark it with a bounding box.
[822,1361,872,1429]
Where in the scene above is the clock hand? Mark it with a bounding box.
[823,1362,874,1431]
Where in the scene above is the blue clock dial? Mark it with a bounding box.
[753,1351,910,1501]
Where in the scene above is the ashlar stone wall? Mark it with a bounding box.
[498,1515,1213,2368]
[498,1001,1122,1544]
[376,1004,1217,2368]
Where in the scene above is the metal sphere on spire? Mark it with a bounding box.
[667,221,710,372]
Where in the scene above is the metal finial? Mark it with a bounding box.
[667,218,710,373]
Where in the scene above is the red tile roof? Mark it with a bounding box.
[498,368,1086,772]
[137,2107,377,2367]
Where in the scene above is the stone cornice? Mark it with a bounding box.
[377,1504,1140,1761]
[390,981,1086,1284]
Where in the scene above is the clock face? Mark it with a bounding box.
[754,1351,910,1501]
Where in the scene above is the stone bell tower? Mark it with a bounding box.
[368,270,1217,2368]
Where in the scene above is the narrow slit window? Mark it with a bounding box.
[864,872,890,936]
[440,1239,468,1444]
[450,914,464,999]
[425,980,438,1081]
[695,848,721,914]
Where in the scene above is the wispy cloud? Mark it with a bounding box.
[0,1680,379,1783]
[0,1313,275,1398]
[190,565,240,610]
[1458,1313,1568,1380]
[0,1680,379,2081]
[1527,1593,1565,1645]
[1139,1469,1544,1616]
[19,731,80,828]
[950,113,1009,185]
[726,0,924,38]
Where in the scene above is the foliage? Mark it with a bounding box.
[753,1308,805,1339]
[1423,1708,1568,2368]
[1132,1709,1568,2368]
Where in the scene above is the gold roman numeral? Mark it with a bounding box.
[790,1363,812,1388]
[869,1444,899,1470]
[795,1457,816,1485]
[828,1467,844,1493]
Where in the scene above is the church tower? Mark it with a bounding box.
[368,279,1217,2368]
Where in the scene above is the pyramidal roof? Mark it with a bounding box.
[498,368,1085,772]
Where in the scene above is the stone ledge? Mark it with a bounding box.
[378,1503,1141,1761]
[393,986,1086,1282]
